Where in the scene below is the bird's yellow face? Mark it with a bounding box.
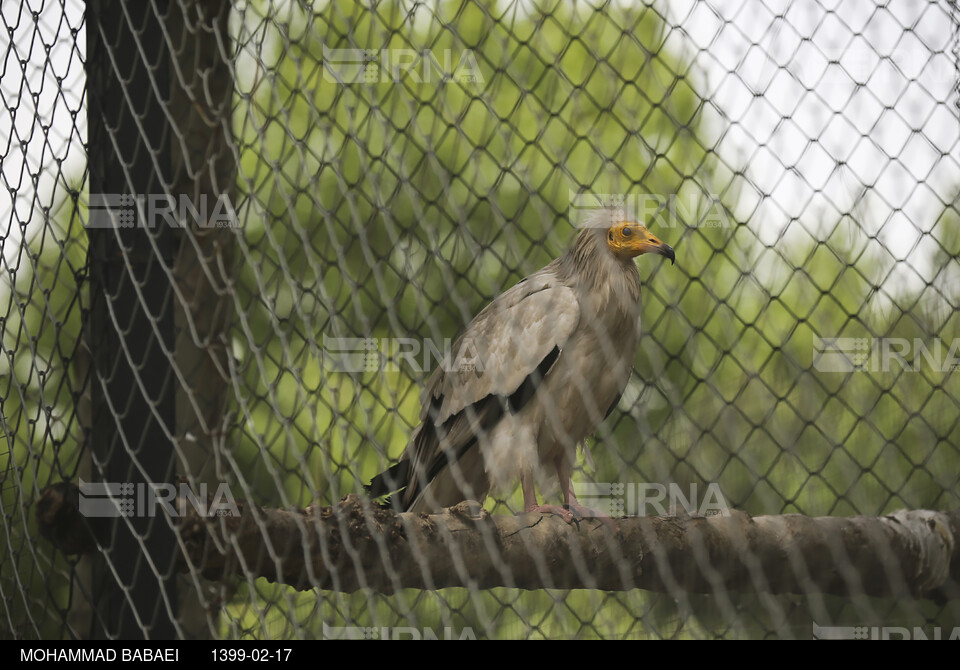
[606,222,676,264]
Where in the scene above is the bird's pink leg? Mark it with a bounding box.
[521,469,574,523]
[558,458,619,530]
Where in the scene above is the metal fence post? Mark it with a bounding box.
[86,0,179,640]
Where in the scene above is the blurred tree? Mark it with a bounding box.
[6,0,959,640]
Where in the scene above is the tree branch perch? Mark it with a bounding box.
[36,485,960,599]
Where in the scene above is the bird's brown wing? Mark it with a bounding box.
[367,270,581,511]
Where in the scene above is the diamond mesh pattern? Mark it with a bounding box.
[2,0,959,640]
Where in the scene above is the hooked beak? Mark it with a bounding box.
[636,237,675,265]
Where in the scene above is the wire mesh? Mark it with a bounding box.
[2,0,960,640]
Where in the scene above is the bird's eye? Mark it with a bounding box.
[621,226,632,237]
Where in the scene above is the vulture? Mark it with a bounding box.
[367,211,674,521]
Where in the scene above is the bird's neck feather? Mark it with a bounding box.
[558,228,642,310]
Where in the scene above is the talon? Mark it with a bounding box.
[524,504,576,524]
[564,503,620,532]
[563,504,583,529]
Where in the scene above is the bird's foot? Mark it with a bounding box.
[524,504,577,524]
[563,504,620,531]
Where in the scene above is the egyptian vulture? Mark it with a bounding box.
[368,212,674,521]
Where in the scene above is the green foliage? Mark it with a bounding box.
[1,186,88,639]
[221,0,960,638]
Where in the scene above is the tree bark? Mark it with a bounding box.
[36,487,960,600]
[166,0,237,641]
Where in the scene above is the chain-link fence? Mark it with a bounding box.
[2,0,960,641]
